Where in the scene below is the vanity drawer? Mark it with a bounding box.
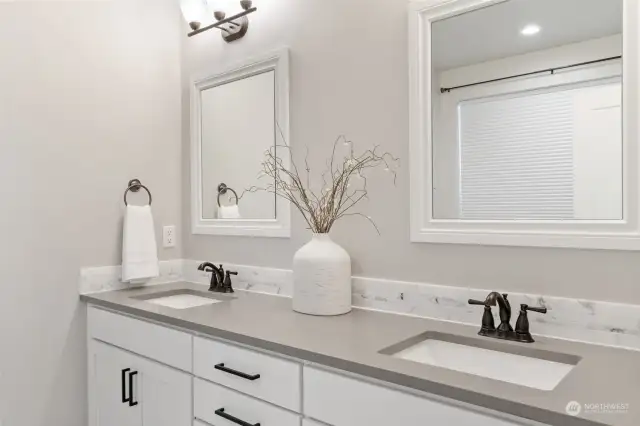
[194,336,301,412]
[88,307,192,371]
[194,378,301,426]
[304,366,531,426]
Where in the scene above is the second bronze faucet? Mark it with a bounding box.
[468,292,547,343]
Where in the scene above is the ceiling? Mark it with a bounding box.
[432,0,623,70]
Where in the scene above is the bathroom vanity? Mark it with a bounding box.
[83,0,640,424]
[82,283,639,426]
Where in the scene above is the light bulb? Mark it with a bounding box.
[520,24,541,36]
[180,0,208,29]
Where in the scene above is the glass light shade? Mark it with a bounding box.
[180,0,208,24]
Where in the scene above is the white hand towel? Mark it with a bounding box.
[122,205,159,283]
[218,204,241,219]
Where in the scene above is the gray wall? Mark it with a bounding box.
[182,0,640,305]
[0,1,182,425]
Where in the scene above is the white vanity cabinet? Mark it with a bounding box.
[90,341,142,426]
[304,366,530,426]
[86,306,543,426]
[89,341,191,426]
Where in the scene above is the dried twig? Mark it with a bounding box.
[243,130,399,234]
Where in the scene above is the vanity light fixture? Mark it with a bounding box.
[180,0,257,42]
[520,24,541,36]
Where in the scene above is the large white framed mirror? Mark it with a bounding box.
[191,48,290,237]
[409,0,640,249]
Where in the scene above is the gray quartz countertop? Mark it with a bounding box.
[81,282,640,426]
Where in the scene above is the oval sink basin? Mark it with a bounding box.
[381,332,580,391]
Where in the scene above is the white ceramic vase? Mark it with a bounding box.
[292,233,352,316]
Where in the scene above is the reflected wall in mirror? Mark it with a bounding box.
[191,48,290,237]
[409,0,640,249]
[430,0,623,221]
[200,70,276,220]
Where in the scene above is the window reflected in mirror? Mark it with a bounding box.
[431,0,623,221]
[200,70,277,220]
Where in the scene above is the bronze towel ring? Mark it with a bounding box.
[217,183,239,207]
[124,179,152,206]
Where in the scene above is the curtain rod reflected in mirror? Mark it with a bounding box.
[440,56,622,93]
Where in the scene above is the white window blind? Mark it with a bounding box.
[458,90,575,220]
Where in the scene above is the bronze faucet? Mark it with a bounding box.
[197,262,237,293]
[197,262,224,292]
[484,292,513,332]
[469,292,547,343]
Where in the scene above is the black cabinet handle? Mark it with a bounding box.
[128,371,138,407]
[121,368,131,404]
[215,408,260,426]
[215,363,261,381]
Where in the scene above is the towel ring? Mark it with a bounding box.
[124,179,152,206]
[217,183,239,207]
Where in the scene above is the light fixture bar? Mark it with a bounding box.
[188,7,257,37]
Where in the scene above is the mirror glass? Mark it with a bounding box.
[200,70,276,220]
[431,0,623,221]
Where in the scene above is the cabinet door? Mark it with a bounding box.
[139,352,191,426]
[90,341,142,426]
[89,340,191,426]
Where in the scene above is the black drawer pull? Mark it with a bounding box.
[215,363,261,381]
[128,371,138,407]
[121,368,130,403]
[215,408,260,426]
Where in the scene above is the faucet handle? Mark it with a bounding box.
[222,270,238,293]
[469,299,495,333]
[515,304,547,343]
[522,304,547,314]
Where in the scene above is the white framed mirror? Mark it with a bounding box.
[191,48,290,237]
[409,0,640,249]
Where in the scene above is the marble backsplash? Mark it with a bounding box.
[80,259,640,351]
[78,259,184,294]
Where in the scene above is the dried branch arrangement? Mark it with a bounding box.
[245,134,399,234]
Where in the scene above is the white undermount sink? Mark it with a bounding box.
[382,332,580,391]
[133,289,235,310]
[145,294,223,309]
